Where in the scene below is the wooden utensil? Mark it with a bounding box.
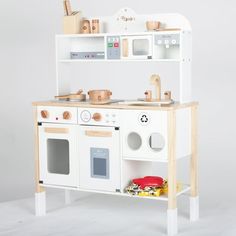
[65,0,72,16]
[63,0,68,16]
[55,90,86,101]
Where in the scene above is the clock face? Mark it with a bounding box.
[114,8,136,32]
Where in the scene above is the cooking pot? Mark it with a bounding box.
[88,90,112,104]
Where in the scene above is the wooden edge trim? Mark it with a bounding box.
[85,130,112,137]
[33,107,45,193]
[167,110,177,209]
[44,127,69,134]
[191,106,198,197]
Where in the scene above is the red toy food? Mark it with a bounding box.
[132,176,164,189]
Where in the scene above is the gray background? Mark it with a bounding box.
[0,0,235,214]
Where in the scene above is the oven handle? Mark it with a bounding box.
[85,130,112,137]
[44,127,69,134]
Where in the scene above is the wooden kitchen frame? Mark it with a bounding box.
[33,8,199,236]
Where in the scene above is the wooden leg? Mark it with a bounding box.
[34,107,46,216]
[167,110,177,235]
[190,106,199,221]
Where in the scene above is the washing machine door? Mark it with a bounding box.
[121,110,168,161]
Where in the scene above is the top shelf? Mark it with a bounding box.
[56,30,182,38]
[56,31,187,61]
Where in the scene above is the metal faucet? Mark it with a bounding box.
[150,74,161,101]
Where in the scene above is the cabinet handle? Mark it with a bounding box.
[44,127,69,134]
[122,39,129,57]
[85,130,112,137]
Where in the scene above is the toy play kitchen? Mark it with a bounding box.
[33,6,199,236]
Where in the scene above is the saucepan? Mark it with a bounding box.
[88,89,112,104]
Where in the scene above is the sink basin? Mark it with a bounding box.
[118,99,174,106]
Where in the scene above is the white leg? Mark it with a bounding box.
[65,189,71,205]
[190,196,199,221]
[35,192,46,216]
[167,208,178,236]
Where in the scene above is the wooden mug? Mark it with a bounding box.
[81,20,91,34]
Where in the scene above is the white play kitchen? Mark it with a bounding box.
[33,5,199,236]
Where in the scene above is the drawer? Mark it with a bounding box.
[37,106,78,124]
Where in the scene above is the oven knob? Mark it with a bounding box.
[92,113,102,121]
[41,110,49,119]
[63,111,71,120]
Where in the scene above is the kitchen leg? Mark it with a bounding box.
[167,110,177,235]
[190,196,199,221]
[65,189,72,205]
[34,107,46,216]
[35,191,46,216]
[190,106,199,221]
[167,208,178,236]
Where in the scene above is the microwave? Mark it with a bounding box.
[121,35,153,60]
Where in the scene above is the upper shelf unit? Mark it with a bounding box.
[56,31,184,62]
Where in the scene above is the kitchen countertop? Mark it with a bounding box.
[32,100,198,110]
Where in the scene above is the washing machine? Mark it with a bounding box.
[121,110,168,161]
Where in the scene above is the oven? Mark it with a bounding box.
[78,125,120,192]
[121,35,153,60]
[38,123,78,187]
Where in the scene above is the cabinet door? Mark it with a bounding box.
[78,126,120,192]
[38,124,78,187]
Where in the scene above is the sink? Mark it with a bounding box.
[118,99,174,106]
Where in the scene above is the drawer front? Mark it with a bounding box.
[37,106,78,124]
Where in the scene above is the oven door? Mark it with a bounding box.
[78,126,120,192]
[38,123,78,187]
[121,35,153,60]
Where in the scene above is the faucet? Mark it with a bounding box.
[150,74,161,101]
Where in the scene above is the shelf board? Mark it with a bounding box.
[58,59,180,63]
[56,31,182,38]
[40,184,190,201]
[123,155,191,162]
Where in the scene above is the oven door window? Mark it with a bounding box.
[47,139,70,175]
[90,148,109,179]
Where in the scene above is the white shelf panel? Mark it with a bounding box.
[59,59,180,63]
[123,155,191,162]
[40,184,190,201]
[56,31,182,38]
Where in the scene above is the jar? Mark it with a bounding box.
[91,19,100,34]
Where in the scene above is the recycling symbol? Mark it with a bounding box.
[139,113,150,125]
[141,114,148,123]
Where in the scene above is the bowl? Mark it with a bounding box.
[146,21,161,31]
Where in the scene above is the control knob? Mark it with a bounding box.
[63,111,71,120]
[92,112,102,121]
[41,110,49,119]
